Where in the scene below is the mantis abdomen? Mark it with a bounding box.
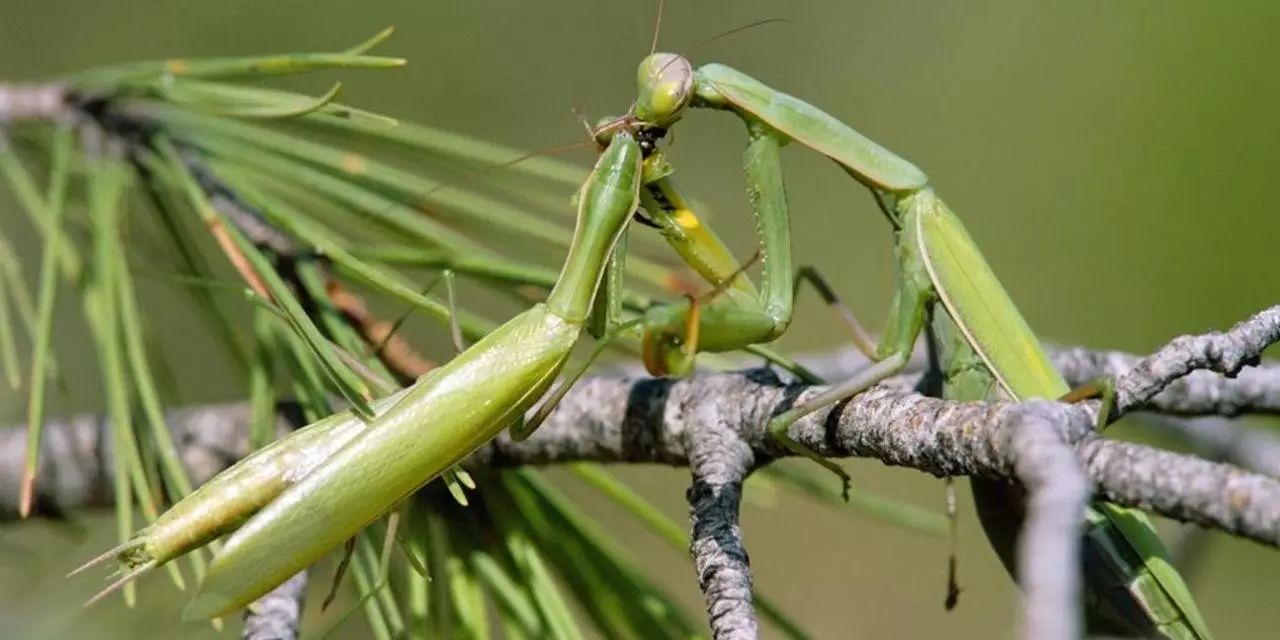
[183,304,577,619]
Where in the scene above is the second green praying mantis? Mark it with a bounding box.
[591,43,1213,638]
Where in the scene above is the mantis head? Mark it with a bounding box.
[634,52,694,129]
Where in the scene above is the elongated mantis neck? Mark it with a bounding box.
[546,133,642,323]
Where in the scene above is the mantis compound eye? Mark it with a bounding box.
[634,53,694,129]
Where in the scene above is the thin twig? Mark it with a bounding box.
[326,280,435,381]
[182,150,439,385]
[1113,306,1280,413]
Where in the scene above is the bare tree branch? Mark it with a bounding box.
[5,353,1274,537]
[242,570,308,640]
[1111,306,1280,413]
[0,403,304,519]
[1053,346,1280,416]
[1130,413,1280,577]
[15,365,1275,547]
[799,343,1280,417]
[1080,437,1280,544]
[697,345,1280,499]
[4,314,1280,639]
[1131,414,1280,479]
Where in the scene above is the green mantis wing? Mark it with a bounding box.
[913,194,1067,399]
[694,63,928,192]
[915,194,1212,638]
[1094,503,1214,638]
[126,388,411,570]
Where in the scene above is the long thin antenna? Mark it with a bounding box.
[649,0,667,55]
[648,16,791,87]
[698,17,790,49]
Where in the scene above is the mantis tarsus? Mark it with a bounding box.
[599,46,1212,637]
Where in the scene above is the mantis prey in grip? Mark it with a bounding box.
[78,131,646,620]
[605,47,1212,637]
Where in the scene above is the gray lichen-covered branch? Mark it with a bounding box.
[3,308,1280,640]
[1006,404,1089,640]
[8,359,1279,535]
[684,376,762,640]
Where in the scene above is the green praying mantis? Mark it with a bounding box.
[79,129,654,619]
[587,46,1212,638]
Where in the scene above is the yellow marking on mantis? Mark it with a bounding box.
[674,207,701,229]
[165,59,190,75]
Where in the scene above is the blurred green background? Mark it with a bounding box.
[2,1,1278,638]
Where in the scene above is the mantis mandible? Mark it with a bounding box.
[80,130,647,619]
[596,45,1212,638]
